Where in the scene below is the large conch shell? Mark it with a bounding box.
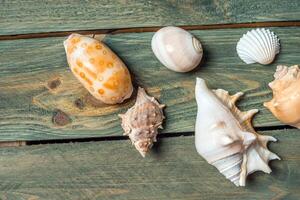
[119,87,165,157]
[195,78,280,186]
[64,33,133,104]
[264,65,300,128]
[236,28,280,65]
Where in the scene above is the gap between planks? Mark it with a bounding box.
[0,125,295,148]
[0,21,300,41]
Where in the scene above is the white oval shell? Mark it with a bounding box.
[236,28,280,65]
[195,78,280,186]
[151,26,203,72]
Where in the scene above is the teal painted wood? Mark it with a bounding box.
[0,0,300,35]
[0,130,298,199]
[0,27,300,141]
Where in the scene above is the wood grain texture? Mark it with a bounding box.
[1,0,300,35]
[1,27,300,141]
[1,21,300,41]
[0,129,298,200]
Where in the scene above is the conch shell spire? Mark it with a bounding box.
[264,65,300,128]
[195,78,280,186]
[119,87,165,157]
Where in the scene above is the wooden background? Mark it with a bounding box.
[0,0,300,199]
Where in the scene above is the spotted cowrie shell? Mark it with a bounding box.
[64,33,133,104]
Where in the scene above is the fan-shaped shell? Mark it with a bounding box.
[119,87,165,157]
[151,26,203,72]
[236,28,280,65]
[195,78,280,186]
[264,65,300,128]
[64,33,133,104]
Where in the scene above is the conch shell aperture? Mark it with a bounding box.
[64,33,133,104]
[264,65,300,128]
[119,87,165,157]
[195,78,280,186]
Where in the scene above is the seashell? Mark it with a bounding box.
[264,65,300,128]
[195,78,280,186]
[151,26,203,72]
[236,28,280,65]
[119,87,165,157]
[64,33,133,104]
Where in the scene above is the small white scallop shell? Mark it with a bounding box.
[151,26,203,72]
[236,28,280,65]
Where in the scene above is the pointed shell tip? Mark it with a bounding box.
[139,152,146,158]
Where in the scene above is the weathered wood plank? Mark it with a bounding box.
[1,0,300,35]
[0,130,298,200]
[0,27,300,141]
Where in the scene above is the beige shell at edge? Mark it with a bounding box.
[64,33,133,104]
[264,65,300,128]
[119,87,165,157]
[195,78,280,186]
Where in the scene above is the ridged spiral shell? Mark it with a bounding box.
[119,87,165,157]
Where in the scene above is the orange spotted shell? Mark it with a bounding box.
[64,33,133,104]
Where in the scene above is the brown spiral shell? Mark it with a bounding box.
[119,87,165,157]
